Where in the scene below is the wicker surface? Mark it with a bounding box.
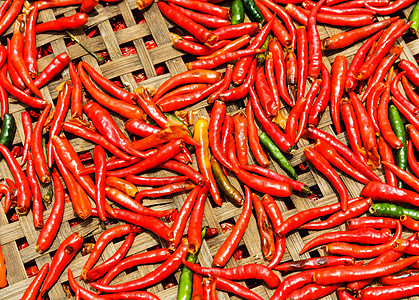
[0,0,419,299]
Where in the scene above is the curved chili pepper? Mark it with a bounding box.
[53,149,91,220]
[19,111,32,167]
[166,0,230,18]
[345,30,383,92]
[245,100,270,167]
[304,0,376,14]
[39,232,83,297]
[100,248,171,286]
[402,75,419,108]
[188,49,264,70]
[92,145,108,221]
[330,55,346,134]
[322,18,397,51]
[67,62,83,119]
[208,64,233,103]
[382,160,419,192]
[366,83,386,133]
[362,179,419,207]
[228,137,292,197]
[24,5,38,78]
[365,0,416,14]
[378,90,403,150]
[182,261,280,288]
[0,182,11,214]
[232,16,275,85]
[91,207,172,242]
[346,216,398,230]
[250,86,294,153]
[285,50,298,104]
[79,65,144,120]
[314,139,368,184]
[80,61,134,104]
[301,198,372,230]
[313,256,419,285]
[135,181,195,202]
[160,85,208,105]
[125,175,188,188]
[296,26,308,101]
[7,39,25,91]
[254,66,278,117]
[268,39,293,108]
[26,154,43,228]
[302,227,391,254]
[254,0,292,49]
[91,238,189,293]
[52,135,96,199]
[400,215,419,232]
[308,64,331,127]
[219,59,257,102]
[83,101,146,158]
[131,124,190,151]
[86,227,139,282]
[397,59,419,89]
[211,158,243,207]
[295,79,322,143]
[188,182,209,254]
[270,269,315,300]
[304,147,349,211]
[0,0,11,20]
[11,15,43,98]
[124,119,160,138]
[35,12,88,33]
[170,4,230,29]
[376,135,397,186]
[251,193,275,261]
[158,160,206,185]
[0,0,24,37]
[157,80,223,112]
[349,91,381,169]
[202,277,217,300]
[213,185,252,267]
[68,269,108,300]
[357,21,413,81]
[390,71,419,116]
[333,0,389,7]
[36,172,64,253]
[408,141,419,179]
[102,178,136,199]
[21,263,49,300]
[275,256,354,272]
[307,0,325,80]
[220,115,233,164]
[358,282,419,299]
[213,277,262,300]
[158,2,217,45]
[233,112,248,165]
[80,0,98,13]
[287,283,342,300]
[199,35,251,60]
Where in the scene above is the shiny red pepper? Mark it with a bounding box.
[35,13,88,33]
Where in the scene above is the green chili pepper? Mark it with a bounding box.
[409,1,419,35]
[231,0,245,25]
[242,0,265,23]
[177,227,206,300]
[259,132,298,180]
[211,156,244,207]
[0,113,16,160]
[257,35,271,66]
[389,105,407,188]
[370,202,419,221]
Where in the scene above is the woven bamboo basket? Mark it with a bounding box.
[0,0,419,299]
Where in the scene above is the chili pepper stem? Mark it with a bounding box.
[66,31,105,65]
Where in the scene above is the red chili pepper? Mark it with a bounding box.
[365,0,416,14]
[295,78,322,143]
[392,96,419,132]
[168,3,230,28]
[408,140,419,179]
[11,15,43,98]
[99,248,171,286]
[285,51,298,104]
[208,64,233,103]
[158,2,217,45]
[79,65,144,120]
[68,269,109,300]
[358,282,419,299]
[188,182,209,254]
[91,145,108,221]
[157,80,224,111]
[269,38,294,107]
[366,83,386,133]
[0,0,12,20]
[382,160,419,192]
[124,119,160,138]
[250,86,294,153]
[362,180,419,207]
[402,75,419,108]
[38,232,83,297]
[233,112,248,165]
[228,137,292,197]
[264,54,286,126]
[213,277,262,300]
[378,89,403,150]
[288,97,308,143]
[285,4,375,27]
[92,238,189,293]
[389,71,419,116]
[307,0,326,80]
[105,177,138,198]
[305,0,376,14]
[308,63,331,127]
[300,198,372,230]
[21,263,49,300]
[332,0,389,7]
[66,62,83,119]
[24,5,38,78]
[167,0,230,18]
[245,100,270,168]
[35,12,88,33]
[26,154,43,228]
[36,172,65,253]
[0,182,11,214]
[213,185,252,267]
[302,227,391,254]
[313,256,419,285]
[19,111,32,167]
[357,21,413,81]
[270,269,315,300]
[377,135,397,187]
[295,26,308,101]
[330,55,347,134]
[254,0,292,49]
[0,0,23,36]
[135,181,195,202]
[211,22,260,40]
[80,0,98,13]
[173,35,229,56]
[346,216,398,230]
[220,115,233,164]
[288,282,343,300]
[314,139,369,184]
[275,256,354,272]
[158,160,206,185]
[126,174,188,187]
[198,35,251,60]
[219,59,257,102]
[232,16,275,85]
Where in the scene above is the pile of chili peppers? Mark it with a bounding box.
[1,0,419,299]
